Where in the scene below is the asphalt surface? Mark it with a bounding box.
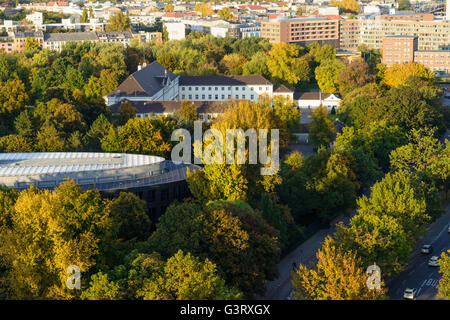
[387,204,450,300]
[255,211,355,300]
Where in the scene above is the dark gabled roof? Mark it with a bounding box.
[106,61,178,97]
[273,84,294,93]
[44,32,98,42]
[179,75,272,86]
[110,100,236,114]
[293,91,337,100]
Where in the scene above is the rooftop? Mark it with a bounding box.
[0,152,164,176]
[179,75,272,86]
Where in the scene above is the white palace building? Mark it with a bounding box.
[104,61,340,119]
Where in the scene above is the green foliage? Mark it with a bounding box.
[308,106,336,149]
[314,59,346,93]
[150,201,280,297]
[105,12,132,32]
[101,116,176,158]
[438,250,450,299]
[292,237,387,300]
[138,250,242,300]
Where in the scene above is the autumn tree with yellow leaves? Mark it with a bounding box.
[383,62,435,88]
[292,237,387,300]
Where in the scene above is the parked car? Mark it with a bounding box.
[421,244,433,254]
[403,288,417,300]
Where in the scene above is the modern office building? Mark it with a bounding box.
[0,152,198,220]
[261,16,340,47]
[339,17,450,51]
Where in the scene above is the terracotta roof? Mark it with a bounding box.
[179,75,272,86]
[163,12,184,18]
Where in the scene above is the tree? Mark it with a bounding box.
[218,7,233,20]
[273,95,301,132]
[314,59,346,93]
[384,62,435,88]
[0,181,113,299]
[220,53,247,75]
[308,106,336,149]
[398,0,412,10]
[390,128,450,201]
[117,101,138,126]
[150,201,280,297]
[267,42,310,87]
[163,4,174,12]
[25,37,40,51]
[81,7,89,23]
[106,12,132,32]
[101,116,176,158]
[0,79,29,131]
[84,114,112,151]
[35,123,66,152]
[81,273,121,300]
[242,51,270,79]
[138,250,242,300]
[292,237,387,300]
[368,85,445,133]
[337,82,382,129]
[195,3,214,15]
[0,134,33,153]
[330,0,360,14]
[174,100,198,130]
[84,69,120,99]
[335,171,433,276]
[107,192,151,242]
[438,250,450,299]
[336,61,375,97]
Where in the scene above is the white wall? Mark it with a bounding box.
[164,22,185,40]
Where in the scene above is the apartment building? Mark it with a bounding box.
[382,35,418,65]
[43,32,99,51]
[382,35,450,76]
[0,37,14,53]
[9,31,134,52]
[132,31,163,44]
[414,50,450,75]
[12,31,44,51]
[340,18,450,51]
[261,16,339,47]
[378,13,434,22]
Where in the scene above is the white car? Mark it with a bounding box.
[428,256,439,267]
[403,288,417,300]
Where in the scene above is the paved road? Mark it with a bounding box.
[255,212,355,300]
[388,205,450,300]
